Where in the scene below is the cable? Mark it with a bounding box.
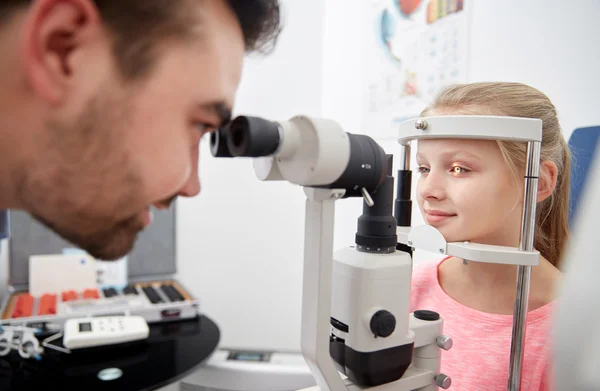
[42,332,71,354]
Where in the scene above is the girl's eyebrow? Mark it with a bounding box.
[416,150,482,161]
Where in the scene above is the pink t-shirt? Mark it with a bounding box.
[410,258,554,391]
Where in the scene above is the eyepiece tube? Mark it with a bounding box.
[226,116,281,157]
[210,125,234,157]
[210,114,389,196]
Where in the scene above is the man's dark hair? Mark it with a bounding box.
[1,0,281,79]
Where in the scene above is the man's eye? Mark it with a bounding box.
[196,123,219,137]
[197,123,211,132]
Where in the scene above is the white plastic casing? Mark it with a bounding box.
[397,115,543,145]
[397,225,540,266]
[253,116,351,186]
[331,247,415,352]
[555,143,600,391]
[63,316,149,350]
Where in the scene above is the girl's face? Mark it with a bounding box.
[416,138,524,247]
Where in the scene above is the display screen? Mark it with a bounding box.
[227,351,271,362]
[78,322,92,332]
[236,353,262,361]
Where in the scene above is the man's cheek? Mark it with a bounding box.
[163,163,190,192]
[140,152,190,200]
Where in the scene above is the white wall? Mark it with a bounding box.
[177,0,327,353]
[176,0,600,355]
[467,0,600,139]
[321,0,379,252]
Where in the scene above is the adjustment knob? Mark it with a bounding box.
[414,310,440,321]
[435,374,452,389]
[370,310,396,338]
[436,335,453,350]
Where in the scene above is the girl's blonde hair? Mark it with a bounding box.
[421,82,570,269]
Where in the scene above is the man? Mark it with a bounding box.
[0,0,281,260]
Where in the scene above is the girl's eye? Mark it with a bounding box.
[417,166,430,174]
[451,166,469,174]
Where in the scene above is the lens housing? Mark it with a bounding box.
[325,134,389,196]
[226,116,281,157]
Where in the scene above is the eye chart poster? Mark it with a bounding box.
[363,0,471,139]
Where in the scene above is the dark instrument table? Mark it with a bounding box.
[0,315,220,391]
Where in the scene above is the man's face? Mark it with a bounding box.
[19,1,245,260]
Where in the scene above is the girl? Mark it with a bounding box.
[410,82,569,391]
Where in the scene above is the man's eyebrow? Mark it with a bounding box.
[201,101,232,127]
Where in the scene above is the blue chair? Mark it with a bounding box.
[568,126,600,226]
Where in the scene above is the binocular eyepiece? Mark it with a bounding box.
[210,116,282,158]
[210,114,390,199]
[209,114,398,253]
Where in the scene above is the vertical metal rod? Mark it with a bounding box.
[301,188,348,391]
[395,143,413,255]
[508,141,541,391]
[400,143,411,170]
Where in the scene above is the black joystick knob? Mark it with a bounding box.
[370,310,396,338]
[414,310,440,321]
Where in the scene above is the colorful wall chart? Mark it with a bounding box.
[363,0,470,139]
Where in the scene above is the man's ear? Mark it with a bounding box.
[19,0,101,105]
[538,160,559,203]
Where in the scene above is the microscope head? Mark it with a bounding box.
[210,115,390,198]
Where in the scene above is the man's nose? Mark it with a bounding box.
[178,145,201,198]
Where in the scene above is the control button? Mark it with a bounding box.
[435,374,452,389]
[437,335,453,350]
[370,310,396,338]
[414,310,440,321]
[331,317,349,333]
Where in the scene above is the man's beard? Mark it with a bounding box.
[33,211,144,261]
[20,89,148,261]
